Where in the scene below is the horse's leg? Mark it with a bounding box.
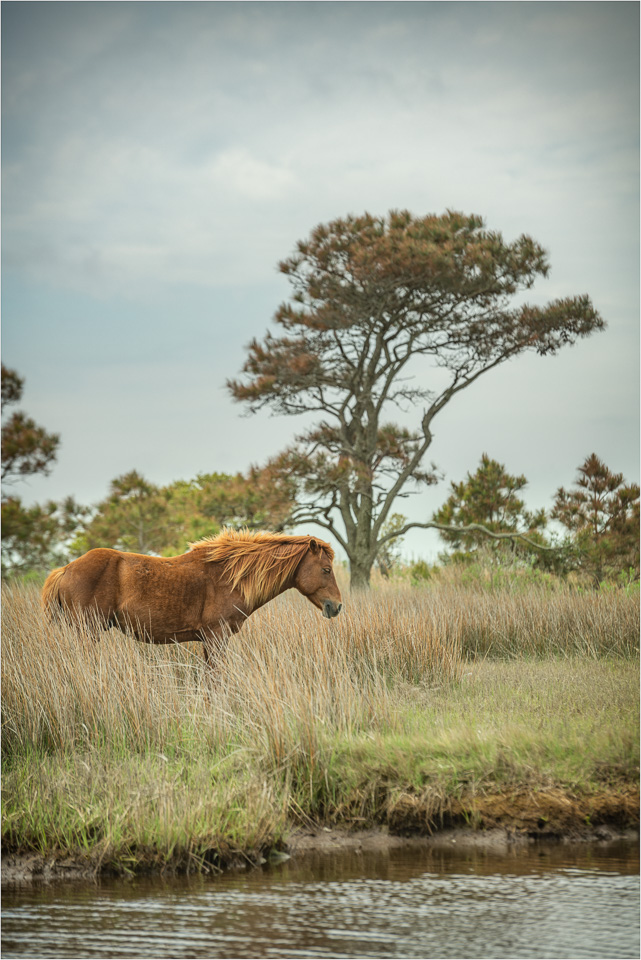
[202,636,214,673]
[63,603,109,642]
[201,631,231,688]
[202,635,220,673]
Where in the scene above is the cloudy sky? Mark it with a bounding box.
[3,1,639,560]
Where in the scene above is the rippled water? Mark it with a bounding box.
[2,841,639,959]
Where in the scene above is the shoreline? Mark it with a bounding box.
[3,820,639,886]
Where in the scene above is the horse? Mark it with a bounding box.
[42,529,343,670]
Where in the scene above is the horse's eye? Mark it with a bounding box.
[322,567,331,574]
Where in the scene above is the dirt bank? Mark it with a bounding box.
[287,822,639,859]
[3,819,639,885]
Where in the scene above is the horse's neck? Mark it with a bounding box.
[243,567,296,614]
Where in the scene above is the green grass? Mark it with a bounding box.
[2,582,639,873]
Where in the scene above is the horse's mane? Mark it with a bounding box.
[188,529,334,606]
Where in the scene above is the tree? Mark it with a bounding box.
[1,365,68,579]
[433,454,547,558]
[160,468,296,554]
[191,466,294,534]
[74,467,297,558]
[552,454,639,585]
[1,496,87,577]
[228,209,604,587]
[76,471,174,556]
[2,365,59,484]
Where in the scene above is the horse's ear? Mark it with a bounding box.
[309,538,320,554]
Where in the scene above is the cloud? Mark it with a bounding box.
[3,3,637,301]
[206,148,297,200]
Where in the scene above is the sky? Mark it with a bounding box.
[2,1,639,562]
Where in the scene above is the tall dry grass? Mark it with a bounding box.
[3,578,637,759]
[1,582,464,863]
[1,583,464,760]
[2,580,638,866]
[411,582,639,659]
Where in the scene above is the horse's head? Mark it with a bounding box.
[294,539,343,619]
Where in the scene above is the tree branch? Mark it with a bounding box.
[377,519,557,552]
[285,510,349,551]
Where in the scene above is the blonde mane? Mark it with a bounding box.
[189,529,334,606]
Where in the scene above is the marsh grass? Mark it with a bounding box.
[2,581,639,872]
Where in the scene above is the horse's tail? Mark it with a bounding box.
[42,566,67,618]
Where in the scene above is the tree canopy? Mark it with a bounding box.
[1,496,87,578]
[75,468,296,558]
[229,209,604,587]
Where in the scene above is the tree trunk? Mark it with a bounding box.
[349,555,372,590]
[349,479,374,589]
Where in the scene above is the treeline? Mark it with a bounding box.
[1,466,294,578]
[377,453,639,589]
[3,460,638,589]
[0,363,289,578]
[2,362,638,591]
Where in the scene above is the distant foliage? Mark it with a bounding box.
[409,559,433,585]
[57,467,296,563]
[1,496,87,579]
[74,471,174,556]
[375,513,407,579]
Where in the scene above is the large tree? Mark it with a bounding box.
[228,210,604,588]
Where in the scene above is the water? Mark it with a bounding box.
[2,841,639,959]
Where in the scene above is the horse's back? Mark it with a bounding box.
[43,548,123,618]
[42,547,210,641]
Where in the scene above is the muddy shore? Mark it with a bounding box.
[3,821,639,885]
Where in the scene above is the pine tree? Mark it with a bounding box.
[1,365,59,484]
[433,454,547,557]
[552,454,639,585]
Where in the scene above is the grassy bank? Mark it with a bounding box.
[2,581,639,875]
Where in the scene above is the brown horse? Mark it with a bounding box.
[42,530,342,668]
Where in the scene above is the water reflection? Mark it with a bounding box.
[3,841,639,959]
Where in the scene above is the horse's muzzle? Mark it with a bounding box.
[323,600,342,619]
